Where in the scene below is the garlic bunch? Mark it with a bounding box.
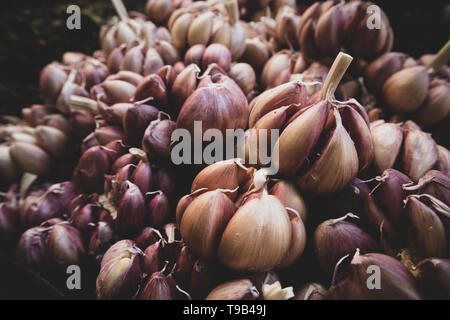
[296,0,393,62]
[169,0,247,59]
[177,159,307,272]
[176,72,249,137]
[365,50,450,127]
[0,122,73,179]
[370,120,448,181]
[145,0,193,25]
[248,52,374,194]
[39,54,108,114]
[107,40,180,75]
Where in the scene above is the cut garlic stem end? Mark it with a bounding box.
[427,39,450,72]
[111,0,129,21]
[262,281,294,300]
[321,52,353,101]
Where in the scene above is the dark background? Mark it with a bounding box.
[0,0,449,117]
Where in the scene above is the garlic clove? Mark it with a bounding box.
[249,81,307,127]
[142,240,163,275]
[402,129,438,182]
[142,118,176,161]
[116,181,146,236]
[9,142,52,176]
[146,190,171,226]
[139,272,176,300]
[171,64,200,108]
[374,169,412,225]
[171,12,194,49]
[261,50,292,89]
[371,122,403,173]
[405,196,447,262]
[436,145,450,177]
[338,105,374,171]
[88,221,114,266]
[296,109,359,194]
[294,282,327,300]
[277,212,306,269]
[96,240,142,299]
[123,104,159,146]
[328,251,422,300]
[143,48,165,76]
[45,224,85,268]
[202,43,232,72]
[273,101,327,176]
[187,11,215,46]
[102,80,136,104]
[416,258,450,299]
[191,158,254,200]
[381,66,429,114]
[184,44,206,67]
[0,145,19,181]
[34,126,67,158]
[120,45,144,74]
[218,193,291,272]
[269,180,307,222]
[314,5,345,57]
[413,81,450,127]
[180,190,235,258]
[154,41,181,66]
[94,126,124,146]
[314,214,378,277]
[134,74,168,109]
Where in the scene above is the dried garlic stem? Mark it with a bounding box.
[225,0,239,25]
[111,0,129,21]
[320,52,353,101]
[427,39,450,72]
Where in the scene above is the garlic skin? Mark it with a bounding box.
[206,279,259,300]
[294,283,327,300]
